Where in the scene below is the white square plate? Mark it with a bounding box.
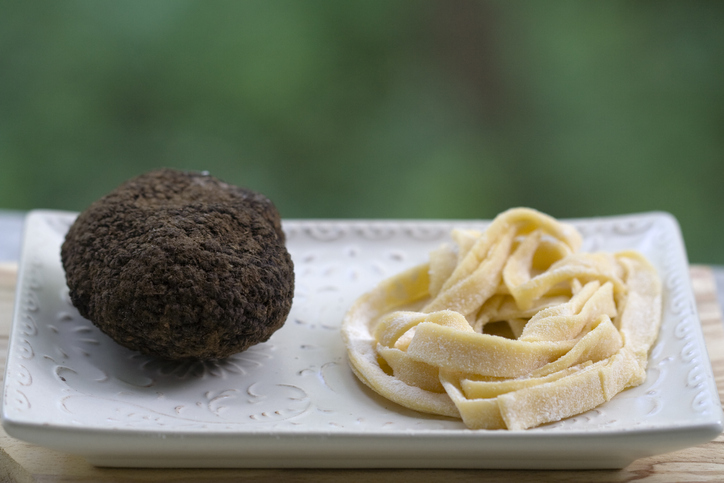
[2,210,721,469]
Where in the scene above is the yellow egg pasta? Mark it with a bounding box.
[341,208,662,430]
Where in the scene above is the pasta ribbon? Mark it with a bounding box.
[341,208,662,430]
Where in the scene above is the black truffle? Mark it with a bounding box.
[61,168,295,360]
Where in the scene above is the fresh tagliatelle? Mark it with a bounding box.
[341,208,662,430]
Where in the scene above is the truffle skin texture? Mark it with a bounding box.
[61,169,294,360]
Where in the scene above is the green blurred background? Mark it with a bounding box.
[1,0,722,262]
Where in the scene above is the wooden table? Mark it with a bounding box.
[0,263,722,482]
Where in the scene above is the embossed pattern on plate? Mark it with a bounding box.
[1,210,721,469]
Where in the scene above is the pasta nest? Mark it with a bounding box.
[342,208,662,430]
